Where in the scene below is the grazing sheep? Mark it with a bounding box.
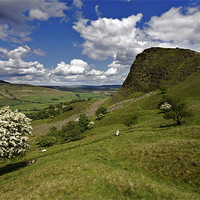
[26,158,37,166]
[42,149,46,152]
[116,130,119,136]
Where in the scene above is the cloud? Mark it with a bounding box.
[28,1,68,21]
[0,58,45,76]
[52,59,89,75]
[73,6,200,77]
[0,46,31,59]
[0,46,46,79]
[73,14,143,63]
[3,6,200,85]
[0,45,45,59]
[0,0,69,42]
[73,0,83,9]
[33,48,45,56]
[146,7,200,46]
[49,58,125,85]
[95,5,102,17]
[0,45,124,85]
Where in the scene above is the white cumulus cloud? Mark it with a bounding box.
[0,0,69,42]
[73,6,200,77]
[52,59,89,75]
[73,0,83,9]
[0,46,46,79]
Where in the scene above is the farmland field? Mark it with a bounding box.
[0,83,119,113]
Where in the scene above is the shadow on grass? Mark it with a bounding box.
[159,123,178,128]
[0,161,27,176]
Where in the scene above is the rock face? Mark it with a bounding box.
[119,47,200,96]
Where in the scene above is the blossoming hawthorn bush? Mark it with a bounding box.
[158,96,189,125]
[0,106,32,159]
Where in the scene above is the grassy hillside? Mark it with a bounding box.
[0,82,76,112]
[0,69,200,199]
[0,82,112,113]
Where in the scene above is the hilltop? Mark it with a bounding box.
[114,47,200,102]
[0,80,10,84]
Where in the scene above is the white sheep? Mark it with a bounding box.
[115,130,119,136]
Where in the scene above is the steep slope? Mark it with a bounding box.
[117,47,200,98]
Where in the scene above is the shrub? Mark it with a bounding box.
[95,106,107,119]
[63,105,73,112]
[0,106,32,159]
[78,114,90,132]
[36,135,57,148]
[47,126,59,137]
[124,115,138,127]
[159,85,168,94]
[60,121,82,142]
[158,96,189,125]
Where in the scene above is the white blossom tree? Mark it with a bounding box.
[0,106,32,159]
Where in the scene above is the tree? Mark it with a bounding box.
[158,96,189,125]
[60,121,82,142]
[78,114,90,132]
[0,106,32,159]
[124,115,138,127]
[95,106,107,119]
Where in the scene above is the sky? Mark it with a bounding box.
[0,0,200,85]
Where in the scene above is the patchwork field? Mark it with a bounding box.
[0,83,117,113]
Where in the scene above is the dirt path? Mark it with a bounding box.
[108,91,158,112]
[33,99,106,135]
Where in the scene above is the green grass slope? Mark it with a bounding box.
[0,82,77,112]
[0,70,200,199]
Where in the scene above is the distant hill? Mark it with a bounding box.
[0,80,10,84]
[117,47,200,98]
[43,85,121,92]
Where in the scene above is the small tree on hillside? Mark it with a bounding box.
[0,106,32,159]
[60,121,82,142]
[124,115,138,127]
[78,114,90,132]
[95,106,107,119]
[158,96,189,125]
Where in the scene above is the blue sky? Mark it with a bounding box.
[0,0,200,85]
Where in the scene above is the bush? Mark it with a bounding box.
[36,135,57,148]
[63,105,73,112]
[158,96,189,125]
[47,126,59,137]
[159,85,168,94]
[124,115,138,127]
[60,121,82,142]
[0,106,32,159]
[95,106,107,119]
[78,114,90,132]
